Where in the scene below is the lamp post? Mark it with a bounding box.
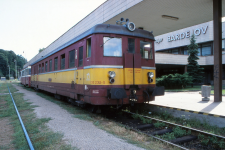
[18,68,20,79]
[8,65,10,80]
[14,60,17,80]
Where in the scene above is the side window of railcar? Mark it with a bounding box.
[36,66,38,74]
[140,41,153,59]
[86,38,91,57]
[103,37,122,57]
[42,63,44,72]
[69,50,75,68]
[54,57,58,70]
[39,64,41,73]
[49,59,52,71]
[29,68,31,75]
[128,38,135,54]
[61,54,65,69]
[79,46,83,67]
[45,62,48,72]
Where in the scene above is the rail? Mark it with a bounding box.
[7,85,34,150]
[125,111,225,140]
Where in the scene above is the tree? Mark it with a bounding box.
[0,49,27,79]
[39,48,45,53]
[187,34,204,85]
[0,53,8,77]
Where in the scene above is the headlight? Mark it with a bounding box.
[148,72,154,78]
[108,71,116,78]
[127,22,135,31]
[109,78,115,84]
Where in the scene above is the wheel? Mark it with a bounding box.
[91,106,97,113]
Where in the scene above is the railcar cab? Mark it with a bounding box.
[29,18,164,107]
[82,18,164,106]
[21,66,31,87]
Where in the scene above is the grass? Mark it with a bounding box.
[165,85,203,92]
[132,110,225,148]
[210,89,225,95]
[144,110,225,136]
[138,110,225,148]
[20,85,180,150]
[0,82,77,150]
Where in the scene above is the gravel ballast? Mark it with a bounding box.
[14,85,145,150]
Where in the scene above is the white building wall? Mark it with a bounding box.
[155,21,225,51]
[24,0,142,68]
[155,53,225,66]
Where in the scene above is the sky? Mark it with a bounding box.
[0,0,225,62]
[0,0,106,61]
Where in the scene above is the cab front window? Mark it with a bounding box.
[103,37,122,57]
[140,41,153,59]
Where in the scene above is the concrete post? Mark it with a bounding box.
[8,65,10,79]
[213,0,222,102]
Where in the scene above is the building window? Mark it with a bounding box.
[69,50,75,68]
[79,46,83,67]
[201,43,212,56]
[42,63,44,73]
[222,39,225,51]
[128,38,135,53]
[45,62,48,72]
[184,48,189,55]
[54,57,58,70]
[140,40,153,59]
[103,37,122,57]
[197,47,201,56]
[61,54,65,69]
[171,49,179,54]
[49,59,52,71]
[87,38,91,57]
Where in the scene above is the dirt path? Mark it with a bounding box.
[13,84,145,150]
[0,99,14,150]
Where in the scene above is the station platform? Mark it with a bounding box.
[147,92,225,127]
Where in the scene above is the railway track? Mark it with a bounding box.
[104,108,225,150]
[16,85,225,149]
[6,84,34,150]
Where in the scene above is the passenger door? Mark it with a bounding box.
[77,44,84,94]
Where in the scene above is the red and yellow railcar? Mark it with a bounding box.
[30,21,164,107]
[21,66,31,87]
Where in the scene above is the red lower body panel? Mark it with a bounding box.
[31,81,155,105]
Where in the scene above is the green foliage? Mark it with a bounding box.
[157,132,176,141]
[0,49,27,79]
[156,73,192,89]
[39,48,45,53]
[218,140,225,149]
[139,116,152,124]
[132,113,140,119]
[173,127,186,137]
[132,114,152,124]
[160,111,170,120]
[153,121,166,128]
[187,34,204,83]
[198,134,209,145]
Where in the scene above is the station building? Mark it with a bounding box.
[154,21,225,84]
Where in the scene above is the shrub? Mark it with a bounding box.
[156,73,192,89]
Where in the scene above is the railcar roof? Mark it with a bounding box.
[31,24,155,65]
